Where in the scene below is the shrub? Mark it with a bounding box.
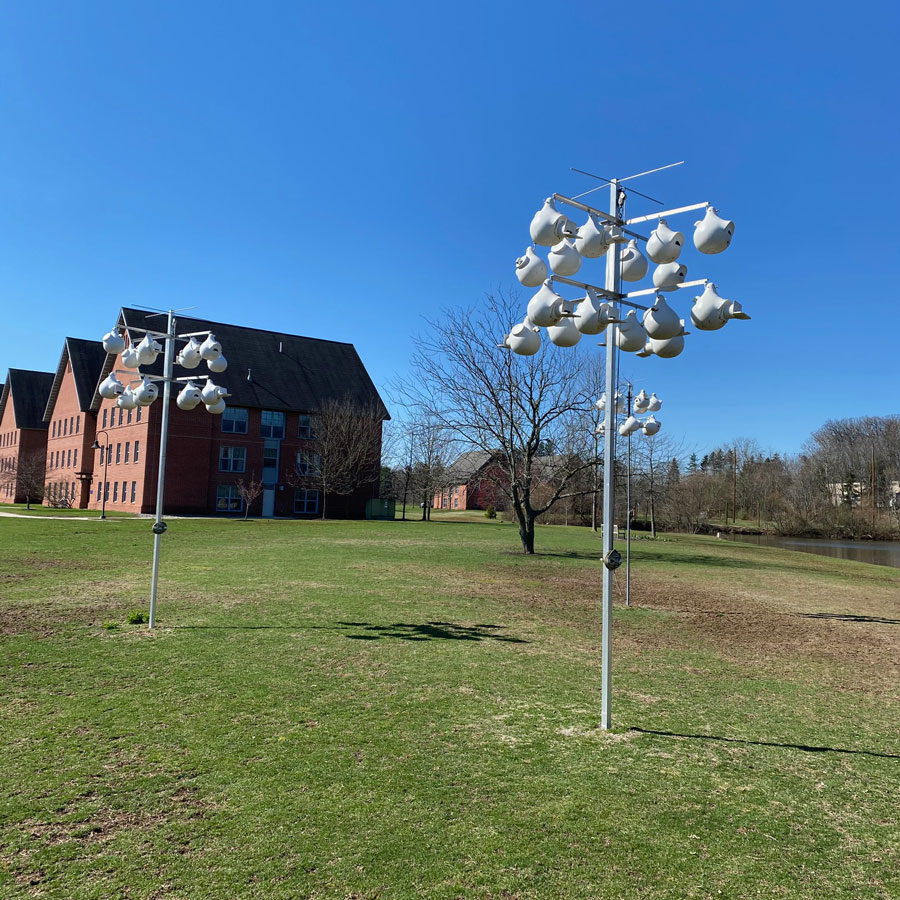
[484,506,497,519]
[127,610,146,625]
[103,621,118,630]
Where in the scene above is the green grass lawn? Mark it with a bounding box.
[0,503,135,518]
[1,516,898,899]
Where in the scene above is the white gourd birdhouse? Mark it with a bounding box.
[642,295,682,340]
[647,393,662,412]
[176,381,203,410]
[648,334,685,358]
[693,206,735,254]
[645,218,684,264]
[176,337,203,369]
[207,354,228,374]
[618,415,642,437]
[633,389,650,413]
[200,380,228,406]
[595,422,606,436]
[635,342,653,358]
[595,394,606,411]
[136,334,162,366]
[615,391,627,414]
[575,213,612,258]
[526,280,566,328]
[606,224,627,243]
[548,238,582,276]
[102,330,126,355]
[134,376,159,406]
[505,319,541,356]
[616,310,647,352]
[116,386,138,410]
[205,398,227,415]
[642,416,661,435]
[122,346,141,369]
[99,373,125,400]
[653,261,687,291]
[547,315,581,347]
[199,333,222,361]
[515,246,548,287]
[620,240,648,282]
[690,283,751,331]
[573,288,615,335]
[529,197,575,247]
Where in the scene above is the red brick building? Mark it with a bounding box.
[0,369,54,503]
[32,308,387,518]
[433,451,508,511]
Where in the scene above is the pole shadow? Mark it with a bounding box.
[334,621,529,643]
[799,612,900,625]
[630,727,900,760]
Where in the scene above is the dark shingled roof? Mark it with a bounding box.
[91,309,389,419]
[0,369,55,430]
[43,337,108,421]
[444,450,494,483]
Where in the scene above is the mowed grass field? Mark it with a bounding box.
[1,516,898,899]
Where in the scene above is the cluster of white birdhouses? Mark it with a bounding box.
[595,389,662,437]
[99,327,231,415]
[503,195,748,358]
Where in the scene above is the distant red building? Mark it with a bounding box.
[433,451,508,511]
[0,369,54,503]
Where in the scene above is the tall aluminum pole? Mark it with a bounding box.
[625,384,632,608]
[148,310,175,629]
[600,181,622,731]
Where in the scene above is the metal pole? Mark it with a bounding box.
[600,180,622,731]
[101,433,109,520]
[148,310,175,630]
[625,385,632,608]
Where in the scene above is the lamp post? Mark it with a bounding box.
[504,163,748,730]
[90,429,110,520]
[100,310,230,628]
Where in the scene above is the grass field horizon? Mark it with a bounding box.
[2,515,898,898]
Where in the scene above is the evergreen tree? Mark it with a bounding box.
[688,452,700,474]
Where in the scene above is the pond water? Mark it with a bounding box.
[726,533,900,570]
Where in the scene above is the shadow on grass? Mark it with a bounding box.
[630,727,900,760]
[336,621,529,643]
[799,612,900,625]
[175,621,528,643]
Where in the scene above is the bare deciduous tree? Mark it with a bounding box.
[4,451,48,509]
[235,470,264,520]
[286,397,384,519]
[398,292,601,554]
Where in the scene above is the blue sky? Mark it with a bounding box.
[1,1,898,457]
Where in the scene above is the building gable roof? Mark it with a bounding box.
[89,309,389,419]
[444,450,494,484]
[0,369,55,430]
[43,337,108,421]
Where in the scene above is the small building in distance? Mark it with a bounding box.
[433,450,507,511]
[67,308,389,518]
[0,368,55,503]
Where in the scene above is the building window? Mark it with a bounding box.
[127,409,132,424]
[294,489,320,514]
[99,446,104,466]
[118,408,123,426]
[134,441,140,462]
[52,421,56,438]
[104,482,110,501]
[260,410,285,439]
[122,481,127,503]
[76,416,80,434]
[116,443,121,464]
[295,450,320,476]
[222,407,248,434]
[70,416,74,434]
[131,481,136,504]
[136,407,142,422]
[62,419,67,436]
[102,409,107,429]
[219,446,247,472]
[297,414,313,438]
[113,482,118,502]
[263,446,278,480]
[124,442,130,464]
[67,448,72,467]
[216,484,243,512]
[73,449,78,469]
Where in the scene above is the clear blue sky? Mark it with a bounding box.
[2,1,897,457]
